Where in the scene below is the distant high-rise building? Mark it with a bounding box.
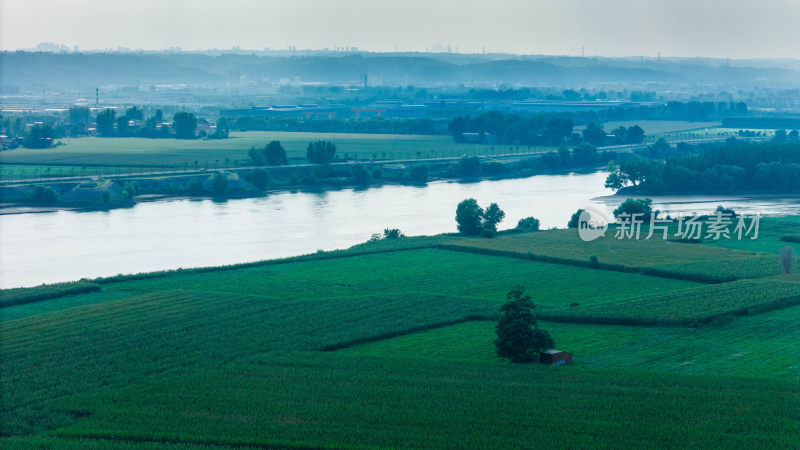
[35,42,59,52]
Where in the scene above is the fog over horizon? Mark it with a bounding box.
[2,0,799,59]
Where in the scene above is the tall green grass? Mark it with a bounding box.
[49,353,800,449]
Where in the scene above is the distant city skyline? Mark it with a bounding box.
[2,0,799,59]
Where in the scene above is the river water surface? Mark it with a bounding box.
[2,171,798,288]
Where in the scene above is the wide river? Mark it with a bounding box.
[2,171,799,289]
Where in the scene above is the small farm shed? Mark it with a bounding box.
[539,350,572,365]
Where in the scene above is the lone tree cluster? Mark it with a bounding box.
[495,287,554,363]
[249,140,287,166]
[455,198,505,237]
[516,216,541,231]
[307,140,337,164]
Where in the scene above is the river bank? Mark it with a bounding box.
[0,171,613,288]
[4,170,800,289]
[0,154,606,213]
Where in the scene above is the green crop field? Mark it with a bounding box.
[0,131,547,170]
[0,289,500,435]
[448,228,784,281]
[343,306,800,378]
[2,220,799,448]
[701,216,800,255]
[540,274,800,324]
[104,248,700,308]
[0,164,145,180]
[39,354,798,449]
[0,289,133,322]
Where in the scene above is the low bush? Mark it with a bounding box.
[249,169,269,190]
[212,173,228,194]
[516,217,540,231]
[188,178,204,195]
[30,185,58,203]
[409,164,429,183]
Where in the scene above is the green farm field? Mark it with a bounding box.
[344,307,800,378]
[1,219,799,448]
[0,131,547,170]
[448,227,784,281]
[41,354,799,449]
[0,164,139,180]
[701,216,800,255]
[540,274,800,324]
[102,248,700,308]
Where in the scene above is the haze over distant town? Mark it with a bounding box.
[2,0,800,59]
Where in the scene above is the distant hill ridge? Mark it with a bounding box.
[2,52,799,91]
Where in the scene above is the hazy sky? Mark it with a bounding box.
[2,0,799,58]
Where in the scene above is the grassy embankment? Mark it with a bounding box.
[1,218,798,448]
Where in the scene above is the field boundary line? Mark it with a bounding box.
[540,296,800,327]
[317,294,800,335]
[319,314,497,351]
[52,430,330,450]
[90,244,442,285]
[436,243,732,284]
